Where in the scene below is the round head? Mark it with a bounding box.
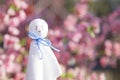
[29,19,48,38]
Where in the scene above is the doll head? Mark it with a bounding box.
[29,19,48,38]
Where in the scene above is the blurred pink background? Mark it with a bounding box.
[0,0,120,80]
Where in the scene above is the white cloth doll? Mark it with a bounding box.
[26,19,62,80]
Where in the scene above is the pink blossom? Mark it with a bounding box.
[68,41,79,52]
[83,13,95,21]
[109,59,117,68]
[86,49,96,60]
[9,27,20,35]
[3,14,10,25]
[77,44,86,54]
[5,53,18,74]
[76,3,88,18]
[75,53,88,64]
[1,54,6,60]
[0,59,3,65]
[100,56,110,68]
[4,34,11,49]
[105,48,112,57]
[13,0,21,9]
[4,34,20,50]
[104,40,113,57]
[7,8,16,16]
[0,65,7,79]
[0,12,4,19]
[86,76,91,80]
[64,14,77,31]
[59,51,70,65]
[91,18,101,34]
[22,56,28,66]
[14,43,21,51]
[111,20,120,34]
[53,28,62,37]
[5,60,15,73]
[18,10,27,21]
[72,32,82,43]
[9,17,20,27]
[14,72,25,80]
[9,53,16,62]
[21,1,28,9]
[77,68,86,80]
[14,64,22,73]
[91,72,98,80]
[77,21,90,31]
[14,0,28,9]
[113,42,120,57]
[99,73,106,80]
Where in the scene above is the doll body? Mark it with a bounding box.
[26,19,62,80]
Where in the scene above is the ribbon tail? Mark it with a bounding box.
[45,39,60,52]
[50,45,60,52]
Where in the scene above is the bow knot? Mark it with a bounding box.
[28,32,60,59]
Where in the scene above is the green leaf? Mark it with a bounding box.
[60,72,74,78]
[87,26,94,32]
[0,34,3,43]
[66,72,74,78]
[60,73,66,78]
[87,26,95,38]
[19,38,26,46]
[90,32,95,38]
[9,4,19,11]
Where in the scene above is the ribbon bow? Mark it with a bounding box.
[28,32,60,59]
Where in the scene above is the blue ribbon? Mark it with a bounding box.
[28,32,60,59]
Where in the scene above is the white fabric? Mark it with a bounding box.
[26,19,62,80]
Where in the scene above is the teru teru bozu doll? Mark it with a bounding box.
[26,19,62,80]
